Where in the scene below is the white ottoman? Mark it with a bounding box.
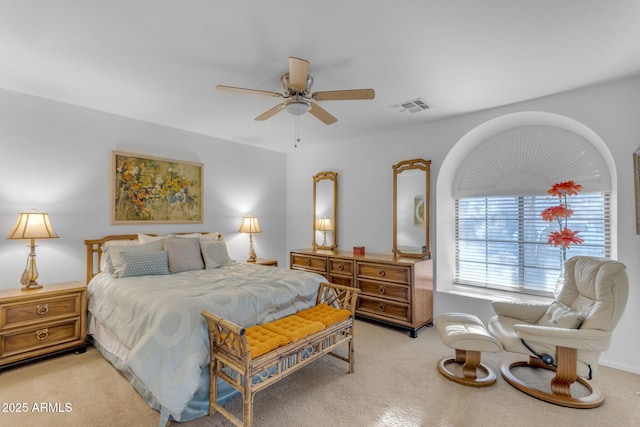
[436,313,503,387]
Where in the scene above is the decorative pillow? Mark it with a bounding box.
[108,240,164,277]
[199,232,221,241]
[162,237,204,273]
[100,239,139,274]
[536,302,584,329]
[119,251,170,278]
[200,240,232,269]
[137,233,168,243]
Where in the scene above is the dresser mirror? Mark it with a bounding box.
[313,171,338,250]
[393,159,431,258]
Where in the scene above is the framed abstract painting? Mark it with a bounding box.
[111,151,203,224]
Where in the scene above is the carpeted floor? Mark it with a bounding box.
[1,319,639,427]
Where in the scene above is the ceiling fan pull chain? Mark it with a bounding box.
[294,115,301,148]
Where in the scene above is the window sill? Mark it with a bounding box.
[437,282,554,304]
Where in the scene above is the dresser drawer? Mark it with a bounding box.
[1,293,82,330]
[357,296,410,323]
[329,274,354,287]
[357,262,411,285]
[329,258,353,275]
[291,253,327,273]
[358,279,410,303]
[1,318,81,358]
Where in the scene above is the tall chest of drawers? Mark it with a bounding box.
[291,249,432,337]
[0,281,87,369]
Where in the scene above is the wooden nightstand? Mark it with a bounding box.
[253,258,278,267]
[0,281,87,370]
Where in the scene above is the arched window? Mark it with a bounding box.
[437,112,616,297]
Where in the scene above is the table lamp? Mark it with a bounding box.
[317,217,334,246]
[7,210,59,290]
[238,215,261,262]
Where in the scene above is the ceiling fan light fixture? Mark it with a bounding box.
[284,100,310,116]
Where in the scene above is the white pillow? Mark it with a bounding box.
[537,302,584,329]
[137,233,167,243]
[200,240,232,269]
[119,251,170,278]
[162,237,204,273]
[108,240,165,278]
[100,239,139,274]
[199,232,221,241]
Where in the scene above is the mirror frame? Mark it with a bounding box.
[313,171,338,250]
[393,158,431,258]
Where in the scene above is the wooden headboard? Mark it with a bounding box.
[84,232,222,284]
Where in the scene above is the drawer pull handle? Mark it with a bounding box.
[379,303,386,312]
[306,259,312,266]
[378,286,386,295]
[378,269,385,277]
[36,329,49,340]
[36,304,49,315]
[338,263,344,271]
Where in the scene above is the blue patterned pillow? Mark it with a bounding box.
[119,251,170,278]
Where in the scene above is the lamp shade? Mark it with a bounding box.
[238,216,262,234]
[7,211,59,240]
[317,217,334,231]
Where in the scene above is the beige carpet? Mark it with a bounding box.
[1,319,639,427]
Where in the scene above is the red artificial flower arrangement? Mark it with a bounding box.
[540,180,584,248]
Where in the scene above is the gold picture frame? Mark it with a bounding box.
[635,149,640,234]
[111,151,203,224]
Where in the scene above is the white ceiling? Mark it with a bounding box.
[2,1,640,153]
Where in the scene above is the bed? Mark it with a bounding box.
[84,232,326,426]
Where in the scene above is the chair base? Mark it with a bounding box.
[501,359,605,409]
[437,349,497,387]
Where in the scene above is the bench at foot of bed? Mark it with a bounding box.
[201,282,359,427]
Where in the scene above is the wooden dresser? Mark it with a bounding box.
[0,281,87,370]
[290,249,432,337]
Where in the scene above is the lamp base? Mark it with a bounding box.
[21,280,43,290]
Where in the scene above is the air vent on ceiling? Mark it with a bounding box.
[390,97,431,113]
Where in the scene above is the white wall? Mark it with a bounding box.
[0,88,288,288]
[286,76,640,374]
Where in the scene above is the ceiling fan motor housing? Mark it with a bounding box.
[281,73,314,97]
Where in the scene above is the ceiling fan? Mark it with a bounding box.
[216,57,375,125]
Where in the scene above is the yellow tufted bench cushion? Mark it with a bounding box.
[261,314,325,342]
[297,303,352,326]
[244,325,291,358]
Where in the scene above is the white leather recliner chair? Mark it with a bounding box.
[488,256,628,408]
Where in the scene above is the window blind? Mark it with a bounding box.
[455,192,610,296]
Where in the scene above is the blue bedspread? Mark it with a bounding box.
[87,262,323,422]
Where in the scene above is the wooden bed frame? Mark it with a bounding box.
[84,232,357,427]
[83,232,221,283]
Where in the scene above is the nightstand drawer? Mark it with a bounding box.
[1,318,81,358]
[1,293,82,330]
